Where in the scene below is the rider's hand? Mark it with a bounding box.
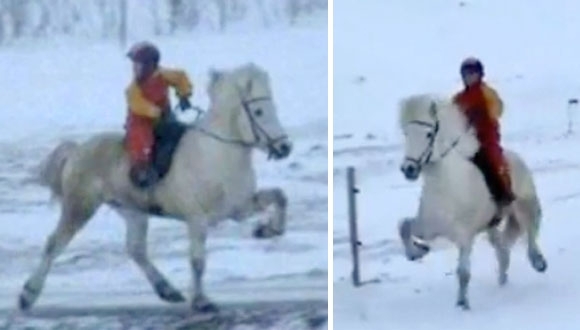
[179,97,192,112]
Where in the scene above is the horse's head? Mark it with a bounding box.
[398,94,442,180]
[207,63,292,160]
[398,217,430,261]
[398,93,476,181]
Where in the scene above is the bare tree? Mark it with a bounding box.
[0,0,327,44]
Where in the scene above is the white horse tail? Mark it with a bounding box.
[35,140,79,200]
[530,191,542,228]
[504,193,542,248]
[503,214,521,247]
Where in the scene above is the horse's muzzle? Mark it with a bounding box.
[269,140,292,160]
[401,163,420,181]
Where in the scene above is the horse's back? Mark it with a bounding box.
[62,132,127,188]
[504,148,539,205]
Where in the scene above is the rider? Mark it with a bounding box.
[452,57,515,218]
[125,41,193,188]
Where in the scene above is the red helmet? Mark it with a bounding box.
[460,57,484,77]
[127,41,160,66]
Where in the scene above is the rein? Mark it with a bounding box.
[178,88,287,158]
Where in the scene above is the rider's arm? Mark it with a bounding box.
[126,83,162,118]
[482,85,503,119]
[159,68,193,99]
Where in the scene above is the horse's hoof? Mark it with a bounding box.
[253,225,280,239]
[456,299,470,311]
[192,296,219,313]
[164,291,187,303]
[154,281,186,303]
[18,283,38,311]
[499,273,508,286]
[18,294,33,311]
[531,255,547,273]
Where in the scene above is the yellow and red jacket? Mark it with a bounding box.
[126,68,193,121]
[452,81,504,145]
[453,81,503,120]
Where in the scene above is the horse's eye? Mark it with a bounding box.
[255,109,263,117]
[426,132,433,139]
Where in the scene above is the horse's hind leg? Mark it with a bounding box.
[18,197,97,310]
[116,208,185,303]
[237,188,288,239]
[487,226,510,286]
[514,199,547,273]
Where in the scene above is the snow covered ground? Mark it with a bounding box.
[333,0,580,329]
[0,10,327,330]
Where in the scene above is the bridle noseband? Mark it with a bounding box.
[404,119,439,170]
[239,94,289,159]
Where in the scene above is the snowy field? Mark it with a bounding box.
[0,10,328,330]
[333,0,580,329]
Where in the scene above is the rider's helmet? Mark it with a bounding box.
[460,57,484,78]
[127,41,160,80]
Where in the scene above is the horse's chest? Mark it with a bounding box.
[420,165,494,235]
[222,177,256,209]
[199,175,255,216]
[420,173,467,217]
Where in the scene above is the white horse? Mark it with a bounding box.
[18,63,293,313]
[397,93,547,310]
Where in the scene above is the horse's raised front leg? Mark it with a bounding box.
[487,226,510,286]
[116,208,185,303]
[19,198,96,310]
[186,216,218,313]
[237,188,288,239]
[456,241,474,310]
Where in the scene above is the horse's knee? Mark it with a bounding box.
[126,241,147,264]
[272,188,287,209]
[253,188,287,210]
[190,257,205,278]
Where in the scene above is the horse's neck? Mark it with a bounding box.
[186,103,253,166]
[424,150,473,188]
[198,104,236,136]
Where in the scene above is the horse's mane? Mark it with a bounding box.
[398,92,479,157]
[207,62,267,97]
[398,93,466,130]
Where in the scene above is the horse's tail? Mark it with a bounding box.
[504,194,542,247]
[33,140,79,200]
[504,214,521,247]
[529,191,542,228]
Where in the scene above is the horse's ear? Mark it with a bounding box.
[429,101,437,118]
[209,69,222,86]
[245,78,253,94]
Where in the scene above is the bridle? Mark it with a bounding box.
[190,86,288,159]
[404,119,439,170]
[404,102,463,170]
